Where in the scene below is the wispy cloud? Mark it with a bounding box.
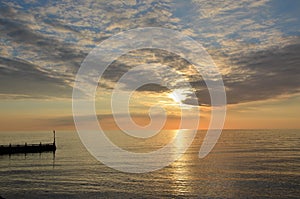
[0,0,299,107]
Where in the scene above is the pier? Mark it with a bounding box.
[0,131,56,155]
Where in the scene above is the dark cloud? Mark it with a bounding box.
[136,83,170,92]
[225,41,300,104]
[0,5,87,99]
[182,41,300,105]
[101,49,195,90]
[97,43,300,106]
[0,6,86,72]
[42,18,81,33]
[0,57,72,98]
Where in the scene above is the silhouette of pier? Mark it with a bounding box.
[0,131,56,155]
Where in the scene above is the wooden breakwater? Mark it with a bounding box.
[0,131,56,155]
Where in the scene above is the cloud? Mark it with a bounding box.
[182,38,300,105]
[42,111,203,129]
[225,40,300,104]
[0,56,73,98]
[0,10,86,67]
[0,0,299,107]
[96,40,300,106]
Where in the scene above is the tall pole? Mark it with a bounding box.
[53,130,56,145]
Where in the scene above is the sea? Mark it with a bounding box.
[0,129,299,198]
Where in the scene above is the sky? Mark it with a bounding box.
[0,0,299,131]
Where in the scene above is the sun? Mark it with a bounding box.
[168,89,187,104]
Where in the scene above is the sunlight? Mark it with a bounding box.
[168,89,187,104]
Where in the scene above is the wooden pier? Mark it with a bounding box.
[0,131,56,155]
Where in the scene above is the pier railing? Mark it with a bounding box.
[0,131,56,155]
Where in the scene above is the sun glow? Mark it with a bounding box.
[168,89,187,104]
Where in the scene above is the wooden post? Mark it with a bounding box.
[25,142,27,156]
[53,130,56,145]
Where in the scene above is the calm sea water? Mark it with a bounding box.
[0,130,299,198]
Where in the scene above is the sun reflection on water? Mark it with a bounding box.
[169,129,195,195]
